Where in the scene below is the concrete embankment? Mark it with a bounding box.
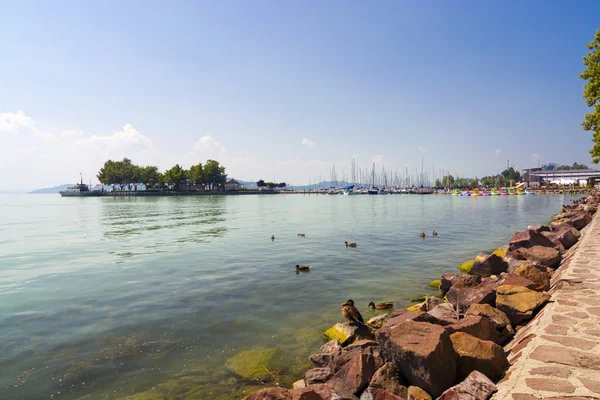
[493,211,600,399]
[242,193,599,400]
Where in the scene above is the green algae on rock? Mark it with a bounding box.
[225,348,279,380]
[458,259,476,273]
[428,279,442,289]
[409,294,427,302]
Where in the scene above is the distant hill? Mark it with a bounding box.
[29,184,73,194]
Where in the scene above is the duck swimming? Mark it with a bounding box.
[345,241,358,248]
[419,232,426,238]
[298,233,306,237]
[271,235,275,240]
[295,264,310,272]
[432,231,438,237]
[341,299,365,325]
[367,301,395,310]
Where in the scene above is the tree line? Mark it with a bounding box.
[97,158,227,189]
[434,167,522,189]
[256,180,286,189]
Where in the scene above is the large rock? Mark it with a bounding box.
[310,340,382,373]
[445,315,498,343]
[364,362,408,398]
[527,225,550,234]
[427,303,458,326]
[327,353,376,396]
[368,314,390,330]
[321,340,342,353]
[425,296,443,311]
[468,254,508,278]
[292,384,359,400]
[243,387,291,400]
[514,263,550,292]
[305,367,333,384]
[514,246,561,269]
[450,332,509,382]
[495,285,550,326]
[464,304,514,344]
[547,225,581,249]
[324,322,374,346]
[446,281,497,314]
[436,370,498,400]
[377,320,457,398]
[569,213,592,230]
[440,274,481,296]
[508,229,557,252]
[497,273,537,290]
[407,386,432,400]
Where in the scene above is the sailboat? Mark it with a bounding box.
[368,163,379,195]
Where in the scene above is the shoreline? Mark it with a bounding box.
[243,192,598,399]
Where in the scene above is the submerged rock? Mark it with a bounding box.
[377,320,456,398]
[450,332,508,382]
[495,285,550,326]
[436,370,498,400]
[225,348,279,380]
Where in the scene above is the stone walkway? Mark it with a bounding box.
[494,213,600,399]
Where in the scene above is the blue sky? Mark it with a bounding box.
[1,1,599,189]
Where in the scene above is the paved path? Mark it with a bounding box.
[494,213,600,400]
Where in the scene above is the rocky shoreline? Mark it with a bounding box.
[243,193,599,400]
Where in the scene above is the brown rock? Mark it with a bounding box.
[450,332,509,382]
[468,254,508,278]
[244,387,292,400]
[436,370,498,400]
[305,367,333,384]
[310,340,381,373]
[498,273,538,290]
[514,263,550,291]
[446,281,497,314]
[439,274,481,296]
[508,229,557,252]
[464,304,514,344]
[445,315,498,343]
[365,362,408,398]
[496,285,550,325]
[377,320,456,398]
[379,310,425,332]
[327,353,376,396]
[292,384,359,400]
[569,213,592,230]
[321,340,342,353]
[527,224,551,234]
[514,246,561,269]
[425,296,443,311]
[427,303,458,326]
[407,386,431,400]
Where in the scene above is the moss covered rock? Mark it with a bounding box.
[493,246,508,259]
[428,280,442,289]
[323,322,373,345]
[458,259,475,274]
[406,302,425,312]
[410,295,427,302]
[225,348,278,380]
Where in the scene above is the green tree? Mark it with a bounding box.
[557,162,589,170]
[589,177,597,188]
[163,164,188,189]
[97,158,138,184]
[136,165,160,185]
[189,163,204,185]
[203,159,227,189]
[581,29,600,163]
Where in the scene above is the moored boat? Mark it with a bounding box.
[451,189,461,196]
[59,176,102,197]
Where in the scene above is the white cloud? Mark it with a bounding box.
[75,124,151,150]
[417,145,427,153]
[494,148,502,155]
[302,138,315,147]
[0,110,35,134]
[61,129,85,138]
[191,135,227,158]
[372,154,385,164]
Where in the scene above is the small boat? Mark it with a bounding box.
[499,188,509,195]
[516,189,526,195]
[508,188,517,195]
[451,189,461,196]
[481,190,491,196]
[461,190,471,196]
[524,189,534,195]
[471,188,482,196]
[490,188,501,195]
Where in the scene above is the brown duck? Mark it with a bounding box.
[368,301,394,310]
[341,299,365,325]
[345,241,358,248]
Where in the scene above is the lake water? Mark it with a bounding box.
[0,193,578,399]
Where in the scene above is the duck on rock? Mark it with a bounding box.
[341,299,365,325]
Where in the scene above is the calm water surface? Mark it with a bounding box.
[0,194,577,399]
